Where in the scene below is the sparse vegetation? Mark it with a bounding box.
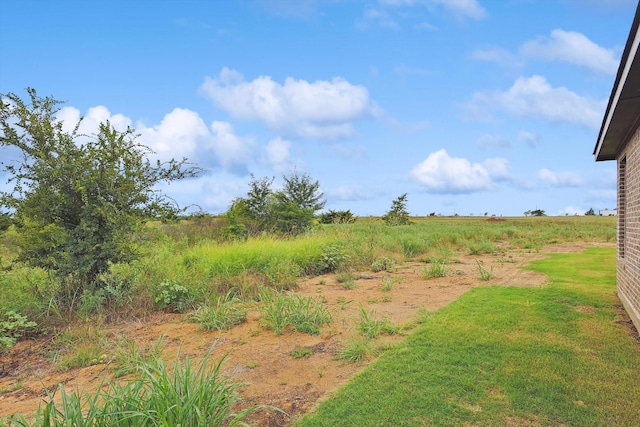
[257,288,331,335]
[422,262,447,279]
[356,306,398,339]
[3,352,266,426]
[476,260,494,281]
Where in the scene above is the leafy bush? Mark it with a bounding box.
[153,280,191,312]
[317,244,349,273]
[0,310,37,354]
[318,210,356,224]
[0,213,12,232]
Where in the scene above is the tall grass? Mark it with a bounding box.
[257,288,332,335]
[0,216,616,323]
[2,352,268,426]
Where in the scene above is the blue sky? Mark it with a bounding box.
[0,0,636,216]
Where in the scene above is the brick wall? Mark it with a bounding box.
[618,127,640,331]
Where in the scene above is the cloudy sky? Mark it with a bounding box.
[0,0,636,216]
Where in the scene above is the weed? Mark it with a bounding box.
[257,288,331,335]
[336,338,376,363]
[380,276,401,292]
[245,362,258,369]
[5,352,268,426]
[356,306,398,339]
[287,293,333,335]
[336,271,357,289]
[113,337,165,378]
[476,260,494,281]
[290,347,314,359]
[50,326,110,371]
[467,239,497,255]
[371,258,396,273]
[422,262,447,279]
[341,279,358,290]
[191,292,247,331]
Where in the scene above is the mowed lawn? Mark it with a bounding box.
[297,247,640,426]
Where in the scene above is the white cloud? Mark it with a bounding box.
[264,137,293,172]
[209,121,256,171]
[517,131,540,148]
[57,106,132,137]
[467,75,606,129]
[411,149,510,193]
[521,29,618,75]
[199,68,379,140]
[557,206,585,216]
[433,0,486,20]
[56,105,258,174]
[477,134,511,150]
[138,108,209,160]
[538,168,582,187]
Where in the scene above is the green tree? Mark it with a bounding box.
[225,171,325,236]
[272,172,325,234]
[585,208,595,216]
[383,193,410,226]
[0,89,201,305]
[530,209,546,217]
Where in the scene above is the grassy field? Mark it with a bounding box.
[1,215,631,426]
[297,247,640,426]
[0,215,617,319]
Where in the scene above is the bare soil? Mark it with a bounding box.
[0,242,610,425]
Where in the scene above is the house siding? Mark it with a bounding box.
[618,127,640,331]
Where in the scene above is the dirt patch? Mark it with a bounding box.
[0,243,609,425]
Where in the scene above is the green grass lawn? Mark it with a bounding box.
[297,247,640,426]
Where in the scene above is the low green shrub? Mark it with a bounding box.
[0,310,37,354]
[153,280,191,312]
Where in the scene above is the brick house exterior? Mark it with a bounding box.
[594,2,640,331]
